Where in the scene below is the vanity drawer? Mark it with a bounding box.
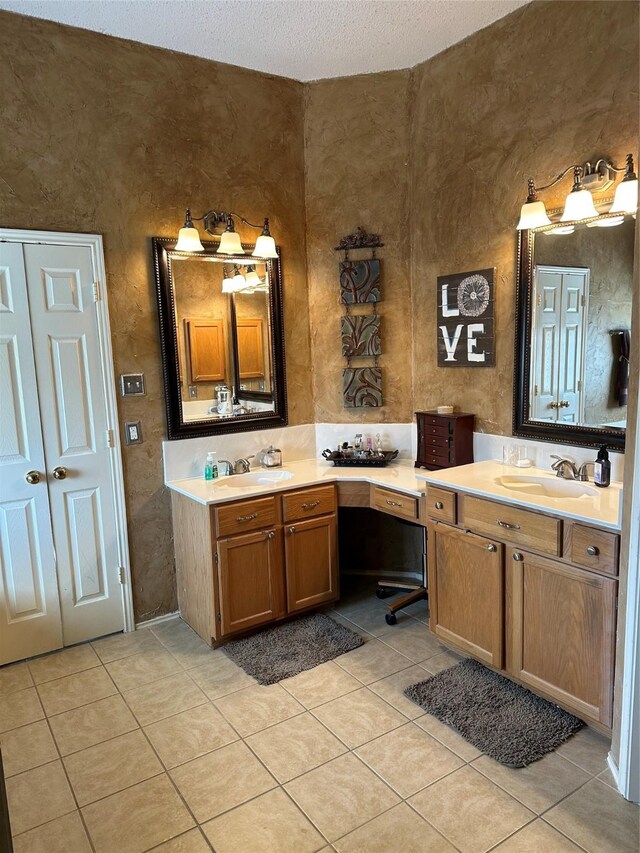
[283,485,336,522]
[371,486,419,522]
[461,495,561,556]
[421,450,451,468]
[423,423,450,438]
[215,496,278,538]
[424,434,450,450]
[426,487,456,523]
[570,525,619,576]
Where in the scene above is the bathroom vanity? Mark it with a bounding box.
[418,460,622,730]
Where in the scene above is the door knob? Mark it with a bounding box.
[25,470,41,485]
[435,501,444,510]
[267,531,275,540]
[487,544,497,552]
[586,545,599,556]
[513,552,524,561]
[52,467,67,480]
[289,526,296,535]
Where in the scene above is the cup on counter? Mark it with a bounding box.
[502,445,517,466]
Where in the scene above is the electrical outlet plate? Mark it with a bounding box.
[120,373,145,396]
[124,421,142,445]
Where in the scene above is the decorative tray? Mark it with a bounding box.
[321,449,399,467]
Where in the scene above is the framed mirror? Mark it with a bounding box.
[514,213,634,450]
[153,237,287,439]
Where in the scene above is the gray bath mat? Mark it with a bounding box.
[222,613,364,685]
[404,658,584,767]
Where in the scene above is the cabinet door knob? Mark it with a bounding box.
[267,530,275,540]
[487,544,497,552]
[25,470,41,485]
[289,526,296,535]
[586,545,599,556]
[513,552,523,561]
[52,466,67,480]
[435,501,444,510]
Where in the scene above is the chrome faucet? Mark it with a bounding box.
[218,459,233,476]
[577,461,594,482]
[232,455,255,475]
[550,455,579,480]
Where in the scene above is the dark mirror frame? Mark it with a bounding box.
[152,237,288,440]
[513,228,626,451]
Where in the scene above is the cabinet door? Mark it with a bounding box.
[217,528,285,636]
[285,515,338,612]
[506,547,616,727]
[185,318,226,382]
[427,522,504,667]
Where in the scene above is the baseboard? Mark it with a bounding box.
[607,752,620,791]
[136,610,179,630]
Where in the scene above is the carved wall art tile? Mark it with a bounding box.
[341,314,381,358]
[342,367,383,407]
[339,259,381,304]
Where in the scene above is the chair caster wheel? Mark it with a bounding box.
[376,588,390,599]
[385,612,397,625]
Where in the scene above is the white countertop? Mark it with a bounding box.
[166,458,426,505]
[416,461,623,531]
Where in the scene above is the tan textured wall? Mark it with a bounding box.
[410,0,639,435]
[304,71,414,423]
[0,11,313,621]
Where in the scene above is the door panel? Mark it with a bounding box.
[23,243,123,644]
[285,515,338,612]
[0,243,62,663]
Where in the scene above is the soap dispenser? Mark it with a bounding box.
[204,451,218,481]
[594,445,610,488]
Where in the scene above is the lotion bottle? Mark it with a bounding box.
[594,445,610,488]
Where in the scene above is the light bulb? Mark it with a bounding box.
[217,230,244,255]
[610,177,638,215]
[175,209,204,251]
[517,200,551,230]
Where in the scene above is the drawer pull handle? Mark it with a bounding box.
[435,501,444,510]
[497,519,521,530]
[289,526,296,535]
[513,552,523,561]
[386,499,403,507]
[586,545,600,557]
[302,500,320,510]
[236,512,258,522]
[487,544,497,552]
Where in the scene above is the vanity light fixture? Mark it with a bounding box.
[221,264,250,293]
[244,266,263,286]
[517,153,638,230]
[175,208,278,258]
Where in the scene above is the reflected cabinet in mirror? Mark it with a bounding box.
[514,215,634,450]
[153,238,287,439]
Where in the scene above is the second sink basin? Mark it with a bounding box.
[215,469,295,488]
[495,475,598,499]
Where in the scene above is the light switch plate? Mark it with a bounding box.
[120,373,145,396]
[124,421,142,445]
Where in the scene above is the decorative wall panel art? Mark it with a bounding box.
[339,259,381,304]
[342,367,383,408]
[341,314,381,357]
[436,267,495,367]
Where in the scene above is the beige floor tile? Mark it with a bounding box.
[281,660,362,708]
[472,752,590,814]
[28,644,101,684]
[188,651,256,700]
[334,639,413,684]
[327,611,374,637]
[106,648,182,692]
[334,802,456,852]
[214,683,304,737]
[377,620,445,663]
[144,703,238,769]
[12,811,92,853]
[149,616,192,643]
[285,753,400,842]
[0,662,33,695]
[154,627,213,670]
[409,765,533,853]
[246,712,347,783]
[555,726,611,775]
[6,759,76,835]
[92,628,164,663]
[123,671,208,726]
[36,667,117,716]
[149,828,212,852]
[0,719,58,776]
[414,714,482,762]
[493,819,582,852]
[312,687,405,748]
[201,787,325,853]
[400,599,429,622]
[597,766,617,789]
[356,722,463,797]
[544,778,640,853]
[337,605,397,636]
[367,665,431,719]
[170,740,277,823]
[48,693,138,755]
[0,686,44,733]
[82,774,195,853]
[63,729,163,806]
[419,648,464,674]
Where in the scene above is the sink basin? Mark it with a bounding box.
[214,470,295,488]
[495,475,598,499]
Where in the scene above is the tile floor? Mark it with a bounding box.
[1,579,638,852]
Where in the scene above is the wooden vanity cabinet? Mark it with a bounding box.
[285,515,337,612]
[505,546,616,727]
[427,522,504,668]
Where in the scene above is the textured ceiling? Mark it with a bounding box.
[0,0,529,81]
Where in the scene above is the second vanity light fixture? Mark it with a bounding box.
[517,153,638,231]
[175,208,278,258]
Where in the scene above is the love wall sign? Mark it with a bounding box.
[436,268,495,367]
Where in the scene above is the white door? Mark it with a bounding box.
[531,266,588,423]
[0,235,129,664]
[0,244,64,661]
